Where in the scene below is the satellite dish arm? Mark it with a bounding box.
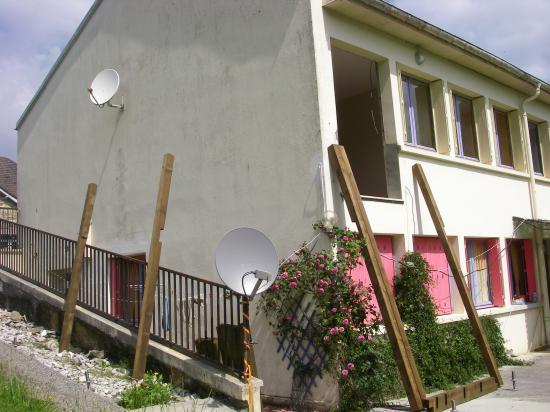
[87,87,104,108]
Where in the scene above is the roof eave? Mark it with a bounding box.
[323,0,550,104]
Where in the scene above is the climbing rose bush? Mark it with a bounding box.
[258,224,384,397]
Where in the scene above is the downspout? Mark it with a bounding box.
[521,83,550,345]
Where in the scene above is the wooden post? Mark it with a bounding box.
[412,163,503,386]
[59,183,97,352]
[242,299,257,412]
[328,145,425,411]
[133,153,174,379]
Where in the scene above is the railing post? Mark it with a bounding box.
[133,153,174,380]
[59,183,97,352]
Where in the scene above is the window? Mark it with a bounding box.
[465,238,504,307]
[493,110,514,167]
[529,122,544,175]
[453,94,478,159]
[402,75,436,149]
[507,239,537,303]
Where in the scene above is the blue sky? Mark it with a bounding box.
[1,0,549,162]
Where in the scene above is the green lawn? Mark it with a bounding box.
[0,367,58,412]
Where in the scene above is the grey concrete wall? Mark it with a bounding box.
[17,0,327,402]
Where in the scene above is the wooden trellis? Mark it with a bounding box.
[328,144,502,412]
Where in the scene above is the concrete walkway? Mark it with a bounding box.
[457,349,550,412]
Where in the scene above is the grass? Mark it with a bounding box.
[0,366,58,412]
[118,371,174,410]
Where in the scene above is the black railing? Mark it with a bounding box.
[0,207,17,223]
[0,219,245,375]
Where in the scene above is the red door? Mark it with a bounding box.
[413,237,452,315]
[349,236,394,320]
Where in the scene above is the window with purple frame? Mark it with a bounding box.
[493,109,514,167]
[453,94,478,159]
[402,75,435,149]
[529,121,543,175]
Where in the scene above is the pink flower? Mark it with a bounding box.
[347,363,355,370]
[341,369,349,377]
[282,272,288,279]
[271,283,279,290]
[331,267,339,274]
[289,282,297,289]
[338,247,345,253]
[342,236,350,241]
[318,288,325,294]
[368,335,373,342]
[290,277,297,283]
[296,271,301,276]
[329,328,338,335]
[318,263,325,270]
[338,327,345,333]
[357,335,366,343]
[342,319,349,326]
[323,335,330,343]
[331,307,337,313]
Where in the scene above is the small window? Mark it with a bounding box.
[466,238,504,307]
[529,122,544,175]
[453,94,478,159]
[402,75,436,149]
[494,110,514,167]
[507,239,537,303]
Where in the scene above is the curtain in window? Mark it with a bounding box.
[467,240,492,306]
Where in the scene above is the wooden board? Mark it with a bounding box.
[328,144,425,411]
[412,163,503,387]
[59,183,97,352]
[423,377,498,412]
[133,153,174,379]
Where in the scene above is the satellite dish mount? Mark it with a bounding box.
[88,69,125,110]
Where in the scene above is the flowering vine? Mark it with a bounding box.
[258,223,382,383]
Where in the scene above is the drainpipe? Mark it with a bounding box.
[521,83,550,345]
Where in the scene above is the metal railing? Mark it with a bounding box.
[0,207,17,223]
[0,219,245,375]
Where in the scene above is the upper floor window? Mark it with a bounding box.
[402,75,435,149]
[453,94,478,159]
[528,122,543,175]
[493,109,514,167]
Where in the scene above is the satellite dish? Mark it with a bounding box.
[88,69,124,110]
[215,228,278,298]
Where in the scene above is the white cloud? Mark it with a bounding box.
[0,0,94,161]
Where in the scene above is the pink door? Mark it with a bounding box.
[413,237,452,315]
[349,236,394,320]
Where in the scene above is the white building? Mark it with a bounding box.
[16,0,550,407]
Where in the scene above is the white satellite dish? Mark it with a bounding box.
[88,69,124,110]
[215,228,278,299]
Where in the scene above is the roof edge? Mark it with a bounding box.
[327,0,550,99]
[15,0,104,131]
[0,187,17,204]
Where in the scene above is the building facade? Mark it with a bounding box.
[16,0,550,406]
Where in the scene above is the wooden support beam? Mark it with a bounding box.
[412,163,503,386]
[423,377,497,412]
[133,153,174,379]
[59,183,97,352]
[328,145,425,411]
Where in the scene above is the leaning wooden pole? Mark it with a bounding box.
[328,145,425,411]
[412,163,503,386]
[133,153,174,379]
[59,183,97,352]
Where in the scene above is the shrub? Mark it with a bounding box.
[118,371,174,410]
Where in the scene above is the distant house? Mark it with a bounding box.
[0,157,17,221]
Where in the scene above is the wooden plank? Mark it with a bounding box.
[59,183,97,352]
[133,154,174,379]
[412,163,503,386]
[423,377,497,412]
[328,144,425,411]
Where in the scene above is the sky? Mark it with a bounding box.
[1,0,549,162]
